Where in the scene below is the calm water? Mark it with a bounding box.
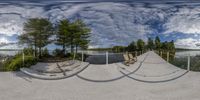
[169,51,200,71]
[0,50,19,56]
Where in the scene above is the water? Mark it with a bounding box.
[0,50,19,56]
[169,51,200,71]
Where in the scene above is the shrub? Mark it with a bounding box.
[23,47,34,55]
[3,54,37,71]
[52,49,64,57]
[66,53,83,60]
[42,48,50,57]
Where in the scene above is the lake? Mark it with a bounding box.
[168,51,200,71]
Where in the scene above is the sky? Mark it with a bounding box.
[0,0,200,49]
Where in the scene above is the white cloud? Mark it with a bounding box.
[175,38,200,49]
[164,6,200,34]
[1,2,200,48]
[0,37,9,44]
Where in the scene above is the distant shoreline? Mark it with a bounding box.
[176,48,200,51]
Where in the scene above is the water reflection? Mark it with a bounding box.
[175,51,200,57]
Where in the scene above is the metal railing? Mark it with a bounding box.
[81,50,146,64]
[155,50,190,71]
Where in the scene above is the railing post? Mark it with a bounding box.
[22,51,25,67]
[106,51,108,65]
[161,51,162,57]
[135,51,137,56]
[33,51,35,57]
[167,52,169,62]
[187,54,190,71]
[81,51,84,62]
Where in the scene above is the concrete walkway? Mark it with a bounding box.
[118,51,188,83]
[0,51,200,100]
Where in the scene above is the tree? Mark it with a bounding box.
[73,19,91,53]
[137,39,145,51]
[56,19,91,54]
[161,41,168,50]
[127,41,137,52]
[55,19,71,55]
[112,46,125,52]
[19,18,53,58]
[169,40,175,51]
[155,36,161,50]
[147,38,154,50]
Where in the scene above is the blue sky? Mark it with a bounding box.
[0,0,200,49]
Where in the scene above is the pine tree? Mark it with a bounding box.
[55,19,71,55]
[137,39,145,51]
[155,36,161,50]
[147,38,154,50]
[19,18,53,58]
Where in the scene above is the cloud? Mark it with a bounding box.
[0,37,9,44]
[1,2,200,48]
[175,38,200,49]
[163,6,200,34]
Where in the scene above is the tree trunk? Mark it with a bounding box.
[75,44,78,54]
[63,45,66,55]
[34,42,37,57]
[71,45,73,53]
[39,47,42,59]
[70,37,74,53]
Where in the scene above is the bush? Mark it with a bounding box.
[3,54,37,71]
[23,47,34,55]
[42,48,50,57]
[52,49,64,57]
[66,53,83,60]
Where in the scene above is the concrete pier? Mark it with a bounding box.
[0,51,200,100]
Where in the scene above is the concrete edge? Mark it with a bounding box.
[20,62,90,80]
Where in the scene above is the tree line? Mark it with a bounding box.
[112,36,175,53]
[18,18,91,58]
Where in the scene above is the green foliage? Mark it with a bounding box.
[147,38,154,50]
[56,19,91,54]
[161,40,175,52]
[73,19,91,51]
[137,39,145,51]
[18,18,54,58]
[3,54,37,71]
[66,53,80,60]
[23,48,34,55]
[155,36,161,50]
[112,46,126,53]
[110,36,175,53]
[52,49,64,57]
[127,41,137,52]
[42,48,50,57]
[55,19,70,54]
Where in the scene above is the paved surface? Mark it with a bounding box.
[20,62,89,80]
[117,51,188,82]
[0,51,200,100]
